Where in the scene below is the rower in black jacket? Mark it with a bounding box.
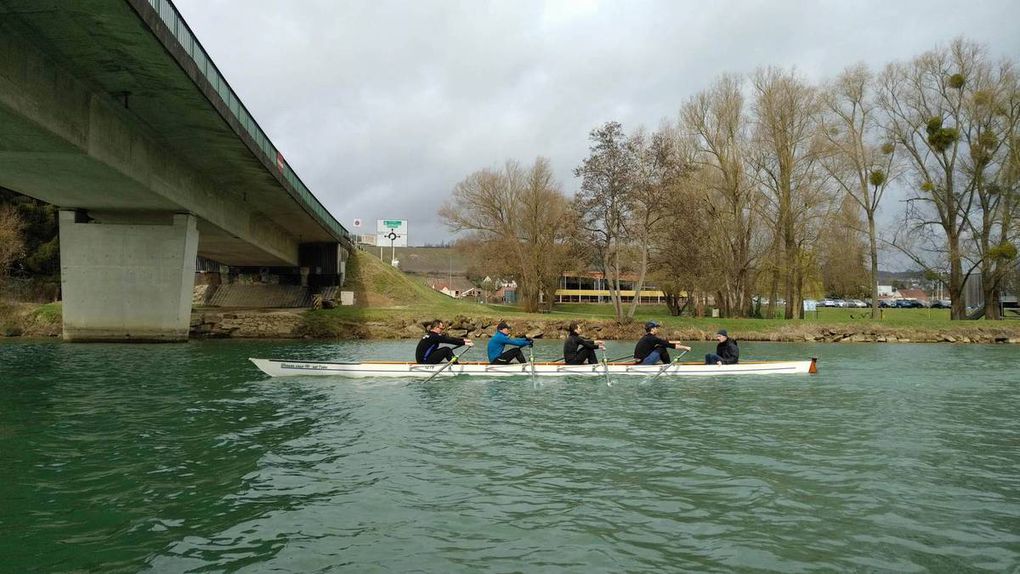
[415,319,473,364]
[634,321,691,365]
[705,329,739,365]
[563,322,604,365]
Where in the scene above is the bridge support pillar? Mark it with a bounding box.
[59,211,199,342]
[299,242,347,289]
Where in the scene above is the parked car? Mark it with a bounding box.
[896,299,926,308]
[879,299,894,308]
[822,299,836,307]
[929,299,952,309]
[849,299,867,308]
[834,299,849,308]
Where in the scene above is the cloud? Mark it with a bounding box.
[175,0,1020,247]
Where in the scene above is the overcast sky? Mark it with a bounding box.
[176,0,1020,255]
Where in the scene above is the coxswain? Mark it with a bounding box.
[705,329,739,365]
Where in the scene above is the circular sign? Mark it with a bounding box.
[353,218,362,228]
[386,231,398,241]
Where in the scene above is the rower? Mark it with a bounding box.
[633,321,690,365]
[563,322,604,365]
[487,321,532,364]
[705,329,739,365]
[415,319,473,364]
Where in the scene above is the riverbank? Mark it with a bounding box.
[5,303,1020,344]
[0,302,62,337]
[189,307,1020,344]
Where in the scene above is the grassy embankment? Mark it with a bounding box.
[301,251,1020,342]
[4,252,1016,342]
[0,300,62,337]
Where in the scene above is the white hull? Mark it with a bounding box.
[249,358,817,378]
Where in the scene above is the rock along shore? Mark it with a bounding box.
[188,309,1020,344]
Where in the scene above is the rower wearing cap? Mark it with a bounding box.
[634,321,690,365]
[705,329,739,365]
[487,321,532,364]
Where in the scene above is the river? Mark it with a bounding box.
[1,339,1018,572]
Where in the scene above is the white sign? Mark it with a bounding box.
[376,219,408,247]
[803,299,818,312]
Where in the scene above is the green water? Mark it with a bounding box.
[1,339,1018,573]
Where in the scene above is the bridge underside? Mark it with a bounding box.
[0,1,349,341]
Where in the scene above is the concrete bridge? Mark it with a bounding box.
[0,0,352,341]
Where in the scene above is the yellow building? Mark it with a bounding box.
[554,273,665,304]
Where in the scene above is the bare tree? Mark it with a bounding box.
[440,158,573,312]
[817,195,871,298]
[680,75,762,317]
[574,121,640,322]
[819,63,898,317]
[877,39,1015,319]
[960,54,1020,318]
[621,123,695,319]
[649,166,715,317]
[522,158,580,307]
[749,67,827,319]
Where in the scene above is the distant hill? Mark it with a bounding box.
[392,246,468,275]
[877,270,925,283]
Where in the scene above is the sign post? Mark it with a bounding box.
[376,220,408,267]
[803,299,818,319]
[352,218,362,244]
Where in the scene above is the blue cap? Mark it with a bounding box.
[644,321,661,331]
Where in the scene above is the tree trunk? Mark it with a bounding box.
[767,267,779,319]
[948,231,966,320]
[612,247,626,323]
[983,264,1001,320]
[868,210,879,319]
[626,239,649,320]
[795,260,805,319]
[602,249,622,323]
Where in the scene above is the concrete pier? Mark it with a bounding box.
[59,211,199,342]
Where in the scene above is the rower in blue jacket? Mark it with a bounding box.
[487,321,532,364]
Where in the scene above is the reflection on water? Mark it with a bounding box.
[1,339,1018,572]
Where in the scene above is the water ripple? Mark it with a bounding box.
[1,340,1019,572]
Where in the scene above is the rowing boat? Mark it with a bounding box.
[249,357,818,378]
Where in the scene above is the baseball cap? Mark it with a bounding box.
[644,321,661,331]
[716,329,728,337]
[496,321,511,331]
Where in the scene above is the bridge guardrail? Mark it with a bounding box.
[142,0,352,246]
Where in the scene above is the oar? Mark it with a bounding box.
[417,345,472,384]
[527,343,538,386]
[599,346,611,387]
[643,349,688,384]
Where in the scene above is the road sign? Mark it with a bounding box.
[353,218,362,228]
[376,219,407,247]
